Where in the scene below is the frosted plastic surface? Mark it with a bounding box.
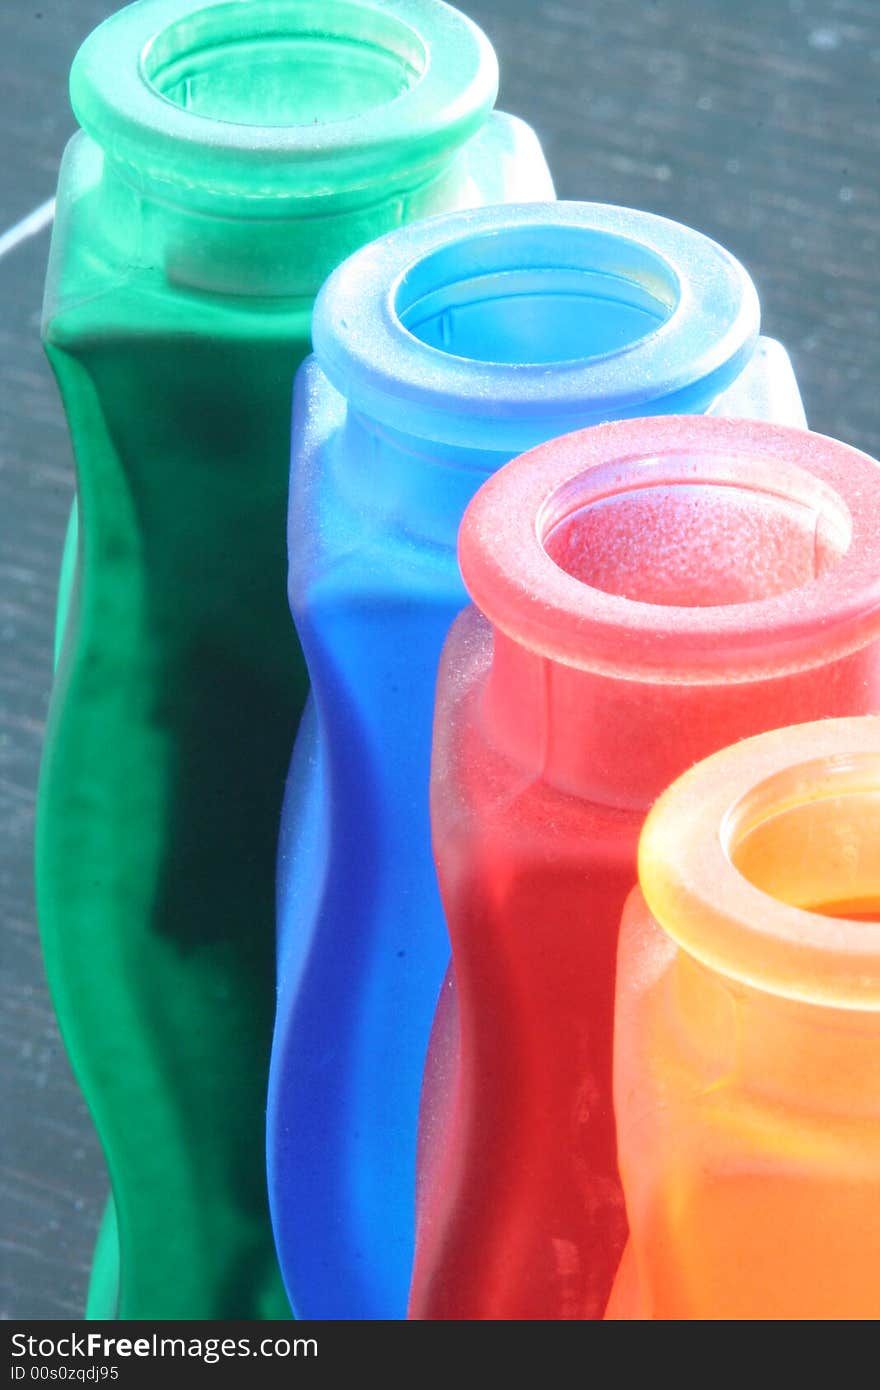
[410,418,880,1320]
[270,207,806,1319]
[38,0,544,1322]
[609,718,880,1319]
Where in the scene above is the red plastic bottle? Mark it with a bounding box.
[409,414,880,1320]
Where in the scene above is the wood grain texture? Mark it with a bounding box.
[2,0,878,1320]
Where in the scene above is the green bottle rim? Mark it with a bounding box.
[70,0,499,207]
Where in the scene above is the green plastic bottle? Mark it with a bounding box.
[37,0,553,1320]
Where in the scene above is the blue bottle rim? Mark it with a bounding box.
[312,201,761,452]
[70,0,498,205]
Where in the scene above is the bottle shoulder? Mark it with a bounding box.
[43,134,314,341]
[459,109,555,203]
[710,335,806,426]
[288,360,469,605]
[45,107,551,333]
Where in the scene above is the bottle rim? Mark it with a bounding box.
[639,716,880,1008]
[458,415,880,680]
[70,0,497,205]
[312,201,760,451]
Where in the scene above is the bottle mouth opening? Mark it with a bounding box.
[639,718,880,1009]
[726,756,880,923]
[313,203,759,452]
[458,416,880,680]
[539,455,851,607]
[394,225,679,366]
[71,0,497,202]
[143,1,427,128]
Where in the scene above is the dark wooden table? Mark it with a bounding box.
[3,0,878,1320]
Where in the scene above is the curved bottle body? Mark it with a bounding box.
[410,417,880,1320]
[608,718,880,1320]
[37,0,545,1319]
[417,625,638,1318]
[271,203,802,1320]
[272,371,500,1323]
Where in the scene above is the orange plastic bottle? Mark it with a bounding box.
[609,715,880,1321]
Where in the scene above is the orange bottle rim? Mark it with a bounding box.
[458,415,880,682]
[639,715,880,1009]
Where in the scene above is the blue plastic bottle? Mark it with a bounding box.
[268,201,806,1320]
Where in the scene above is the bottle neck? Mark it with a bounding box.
[81,139,476,298]
[671,947,880,1115]
[337,412,512,548]
[481,630,880,809]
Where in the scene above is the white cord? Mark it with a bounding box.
[0,197,56,261]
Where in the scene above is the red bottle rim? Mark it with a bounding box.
[459,415,880,682]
